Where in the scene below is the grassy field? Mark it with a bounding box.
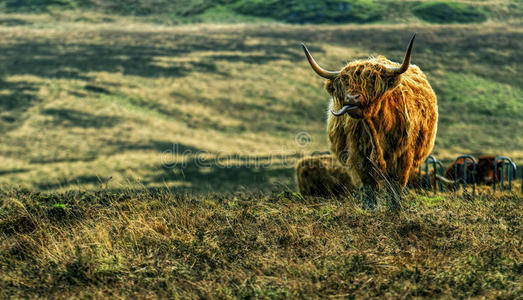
[0,189,521,298]
[0,14,522,192]
[0,3,522,297]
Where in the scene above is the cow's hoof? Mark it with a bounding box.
[362,198,377,210]
[361,188,377,210]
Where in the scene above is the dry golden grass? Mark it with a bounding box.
[0,189,521,298]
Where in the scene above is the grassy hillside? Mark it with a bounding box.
[0,16,521,192]
[1,190,521,298]
[0,0,522,24]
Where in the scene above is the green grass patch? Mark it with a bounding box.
[180,4,274,23]
[232,0,383,24]
[3,0,519,25]
[52,203,66,209]
[438,73,523,118]
[434,73,523,152]
[416,195,445,207]
[412,1,488,24]
[2,0,88,12]
[3,0,383,23]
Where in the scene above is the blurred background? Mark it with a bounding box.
[0,0,521,192]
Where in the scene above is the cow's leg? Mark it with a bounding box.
[353,120,385,209]
[361,185,378,209]
[387,151,414,209]
[361,180,379,210]
[357,159,380,209]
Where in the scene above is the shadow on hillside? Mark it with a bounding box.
[0,79,41,134]
[37,175,105,190]
[147,155,297,192]
[0,32,302,83]
[29,155,99,165]
[0,168,30,176]
[0,18,32,26]
[105,139,203,154]
[1,26,519,92]
[33,152,299,192]
[42,108,123,128]
[1,28,307,132]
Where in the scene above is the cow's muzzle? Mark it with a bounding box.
[331,94,363,119]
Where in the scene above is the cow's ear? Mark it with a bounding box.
[325,80,335,94]
[385,74,401,87]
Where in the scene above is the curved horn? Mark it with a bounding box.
[301,43,339,80]
[387,33,416,76]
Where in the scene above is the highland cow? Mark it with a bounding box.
[302,34,438,206]
[444,155,512,185]
[297,154,452,197]
[296,154,355,197]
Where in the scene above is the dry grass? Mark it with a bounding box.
[0,189,521,298]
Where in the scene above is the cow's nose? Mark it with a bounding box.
[345,94,361,106]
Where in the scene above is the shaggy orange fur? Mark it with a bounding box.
[296,155,449,198]
[296,155,355,197]
[305,37,438,203]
